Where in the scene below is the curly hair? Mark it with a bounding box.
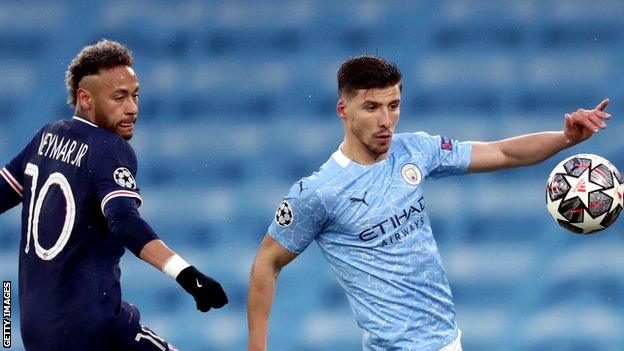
[65,39,133,107]
[337,55,402,98]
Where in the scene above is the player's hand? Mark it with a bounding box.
[176,266,228,312]
[564,98,611,144]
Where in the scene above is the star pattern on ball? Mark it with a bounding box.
[579,211,607,234]
[563,167,603,207]
[602,177,624,212]
[549,199,569,223]
[547,154,624,234]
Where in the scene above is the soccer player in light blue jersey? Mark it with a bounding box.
[247,56,612,351]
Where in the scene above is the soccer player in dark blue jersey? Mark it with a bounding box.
[0,39,228,351]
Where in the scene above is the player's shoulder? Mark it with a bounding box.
[285,153,345,200]
[76,122,135,156]
[83,123,130,147]
[392,131,438,153]
[288,166,332,198]
[394,131,436,145]
[42,117,129,146]
[60,117,138,168]
[93,131,134,154]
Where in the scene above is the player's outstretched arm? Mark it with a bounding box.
[248,234,298,351]
[105,198,228,312]
[469,98,612,173]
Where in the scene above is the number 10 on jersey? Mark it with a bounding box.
[23,163,76,260]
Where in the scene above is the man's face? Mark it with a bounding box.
[83,65,139,140]
[338,83,401,159]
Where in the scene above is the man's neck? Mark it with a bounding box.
[340,136,388,165]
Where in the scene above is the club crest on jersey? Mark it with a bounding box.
[275,201,293,227]
[113,167,136,189]
[401,163,422,186]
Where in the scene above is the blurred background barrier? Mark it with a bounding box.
[1,1,623,350]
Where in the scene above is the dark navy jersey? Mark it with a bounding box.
[1,116,143,350]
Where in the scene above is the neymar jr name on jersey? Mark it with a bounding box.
[37,132,89,167]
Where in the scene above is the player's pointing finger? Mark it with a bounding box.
[595,98,609,111]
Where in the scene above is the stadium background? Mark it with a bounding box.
[1,1,623,350]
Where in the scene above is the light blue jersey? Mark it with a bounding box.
[268,132,472,351]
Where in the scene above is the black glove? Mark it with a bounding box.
[176,266,228,312]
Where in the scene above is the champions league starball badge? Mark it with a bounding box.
[275,201,294,227]
[401,163,422,186]
[113,167,136,189]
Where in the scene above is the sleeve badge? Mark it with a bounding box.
[275,201,294,227]
[113,167,137,189]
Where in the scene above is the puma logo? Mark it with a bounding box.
[298,180,308,195]
[350,191,369,206]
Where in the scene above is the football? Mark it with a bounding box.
[546,154,623,234]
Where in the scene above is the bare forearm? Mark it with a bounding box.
[497,131,571,167]
[247,260,279,351]
[139,239,176,270]
[471,101,612,173]
[471,131,571,172]
[248,235,298,350]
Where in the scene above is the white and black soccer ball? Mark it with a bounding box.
[546,154,623,234]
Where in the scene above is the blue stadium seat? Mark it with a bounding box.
[1,1,623,349]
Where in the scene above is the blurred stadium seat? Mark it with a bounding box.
[1,1,623,350]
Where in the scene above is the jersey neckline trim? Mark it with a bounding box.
[331,145,351,168]
[72,116,98,128]
[332,144,390,168]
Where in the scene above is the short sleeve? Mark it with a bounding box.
[408,132,472,179]
[89,137,142,214]
[267,182,327,254]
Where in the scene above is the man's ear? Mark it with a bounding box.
[76,87,92,110]
[336,99,347,120]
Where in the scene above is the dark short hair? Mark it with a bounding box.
[65,39,134,106]
[337,55,402,98]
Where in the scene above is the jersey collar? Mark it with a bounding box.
[72,115,98,128]
[331,144,351,168]
[332,143,391,168]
